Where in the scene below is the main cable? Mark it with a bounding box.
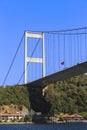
[27,27,87,34]
[2,33,24,86]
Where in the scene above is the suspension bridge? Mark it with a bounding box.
[2,27,87,113]
[2,27,87,87]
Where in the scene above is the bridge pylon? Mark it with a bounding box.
[24,31,45,84]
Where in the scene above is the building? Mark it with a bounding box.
[62,114,84,122]
[0,112,25,122]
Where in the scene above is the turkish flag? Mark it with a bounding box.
[61,61,64,65]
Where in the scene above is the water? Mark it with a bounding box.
[0,123,87,130]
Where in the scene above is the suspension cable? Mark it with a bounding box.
[27,27,87,34]
[85,28,87,60]
[58,33,60,70]
[63,33,65,68]
[2,33,24,86]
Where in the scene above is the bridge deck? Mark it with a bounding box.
[25,61,87,88]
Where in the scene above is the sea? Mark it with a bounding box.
[0,123,87,130]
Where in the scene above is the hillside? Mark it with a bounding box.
[44,74,87,115]
[0,85,30,110]
[0,74,87,117]
[0,104,28,114]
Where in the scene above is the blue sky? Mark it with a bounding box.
[0,0,87,86]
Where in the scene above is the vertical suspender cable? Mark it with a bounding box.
[85,28,87,60]
[80,32,82,62]
[48,34,50,74]
[77,30,79,63]
[49,34,52,74]
[69,32,72,66]
[58,33,60,71]
[63,33,65,68]
[46,34,48,75]
[42,32,45,77]
[74,33,76,64]
[76,30,78,64]
[53,34,56,72]
[51,34,53,73]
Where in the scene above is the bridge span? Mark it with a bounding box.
[24,61,87,88]
[22,61,87,114]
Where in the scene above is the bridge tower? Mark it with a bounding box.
[24,31,45,84]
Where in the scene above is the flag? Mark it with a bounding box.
[61,61,64,65]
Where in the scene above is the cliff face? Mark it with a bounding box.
[0,104,29,114]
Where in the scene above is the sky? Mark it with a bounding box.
[0,0,87,86]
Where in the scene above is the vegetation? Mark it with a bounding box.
[0,85,30,110]
[0,74,87,119]
[80,112,87,120]
[44,74,87,116]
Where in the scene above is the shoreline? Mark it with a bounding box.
[0,120,87,125]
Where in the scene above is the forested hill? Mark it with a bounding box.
[0,85,30,110]
[0,74,87,116]
[44,74,87,115]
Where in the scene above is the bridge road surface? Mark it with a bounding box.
[24,61,87,88]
